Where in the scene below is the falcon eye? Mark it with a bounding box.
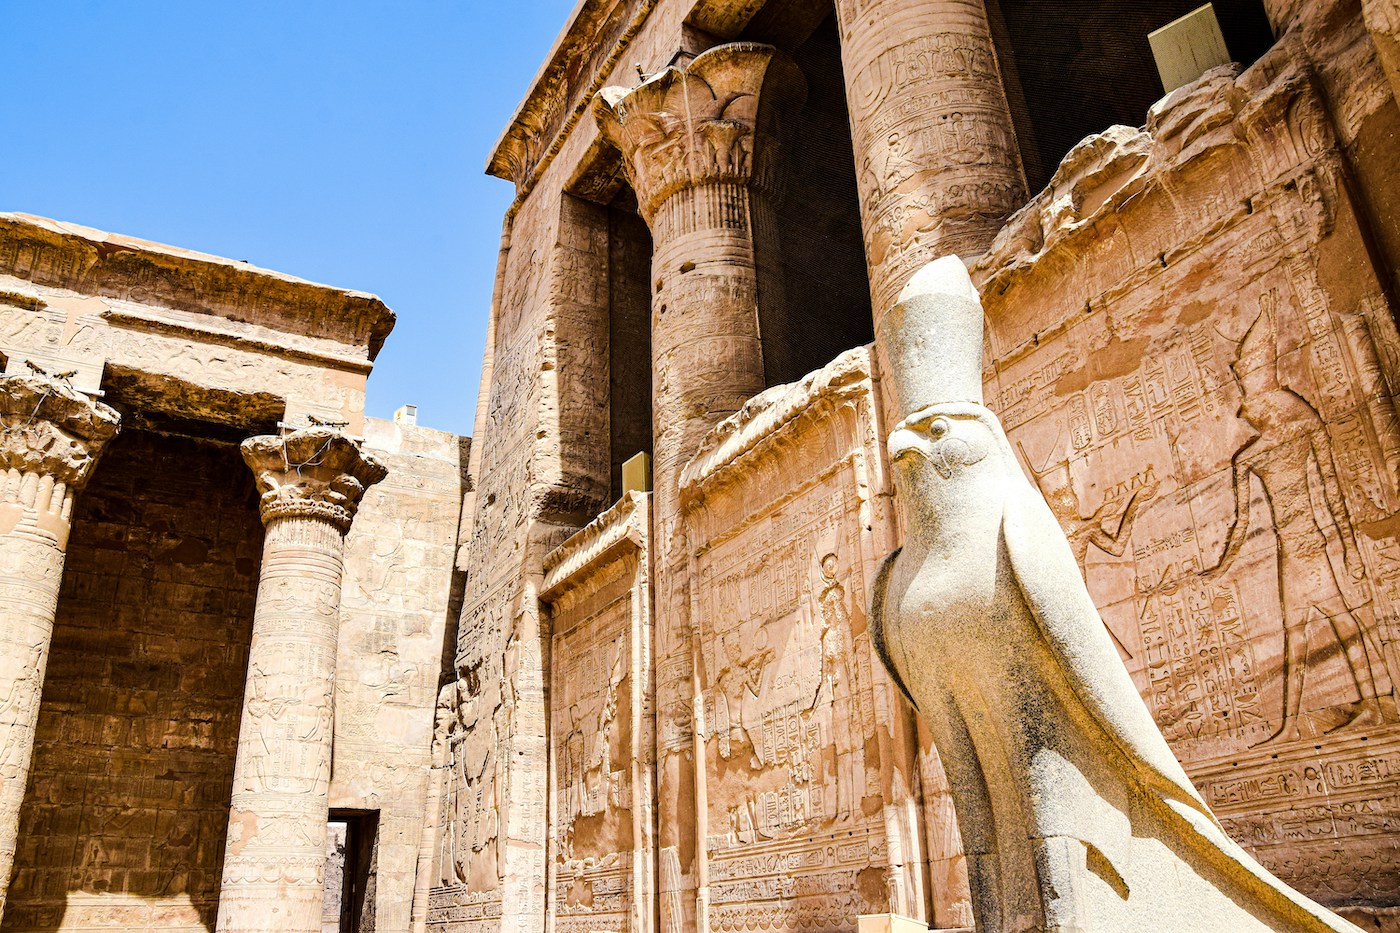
[928,417,951,438]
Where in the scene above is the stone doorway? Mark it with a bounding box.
[322,810,377,933]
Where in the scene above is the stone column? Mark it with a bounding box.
[0,376,119,920]
[835,0,1026,318]
[216,429,386,933]
[594,43,802,932]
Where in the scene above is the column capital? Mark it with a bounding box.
[0,375,120,492]
[241,429,387,533]
[593,42,804,222]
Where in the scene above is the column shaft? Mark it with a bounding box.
[216,516,345,932]
[651,180,765,933]
[0,476,71,914]
[650,180,766,523]
[595,44,803,932]
[836,0,1026,317]
[216,429,386,933]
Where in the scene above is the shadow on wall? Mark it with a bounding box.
[4,429,264,933]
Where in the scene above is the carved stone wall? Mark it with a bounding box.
[540,493,655,933]
[972,43,1400,919]
[5,429,263,932]
[426,183,575,931]
[335,418,468,932]
[447,1,1400,930]
[678,348,941,931]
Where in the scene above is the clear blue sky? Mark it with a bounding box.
[6,1,576,437]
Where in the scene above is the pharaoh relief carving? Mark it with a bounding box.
[536,493,654,933]
[443,648,505,893]
[1203,303,1395,745]
[699,524,876,843]
[557,624,629,858]
[681,349,918,929]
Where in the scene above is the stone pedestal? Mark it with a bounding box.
[215,430,386,933]
[0,376,119,921]
[594,43,802,931]
[834,0,1026,317]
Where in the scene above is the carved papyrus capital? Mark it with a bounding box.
[593,42,804,222]
[241,429,387,533]
[0,375,120,494]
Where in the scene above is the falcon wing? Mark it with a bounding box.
[999,467,1212,818]
[869,547,919,712]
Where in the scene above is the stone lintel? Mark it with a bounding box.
[0,213,396,361]
[0,375,120,491]
[242,429,388,533]
[680,346,873,497]
[540,490,650,600]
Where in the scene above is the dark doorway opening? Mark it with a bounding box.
[325,809,378,933]
[607,186,655,504]
[989,0,1276,191]
[744,6,876,388]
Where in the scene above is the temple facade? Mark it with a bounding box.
[430,0,1400,931]
[3,0,1400,931]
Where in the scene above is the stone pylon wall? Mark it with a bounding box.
[971,44,1400,918]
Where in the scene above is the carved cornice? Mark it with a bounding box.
[0,213,396,361]
[540,490,650,601]
[593,42,804,221]
[0,375,121,490]
[241,429,388,533]
[972,43,1336,367]
[487,0,660,190]
[680,346,874,498]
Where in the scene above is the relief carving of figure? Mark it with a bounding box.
[1021,444,1157,567]
[589,643,627,810]
[448,660,501,889]
[0,662,43,774]
[713,630,771,764]
[1204,303,1394,744]
[1022,445,1158,658]
[814,552,865,821]
[563,702,587,831]
[870,256,1363,932]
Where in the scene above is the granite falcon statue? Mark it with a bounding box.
[869,256,1363,933]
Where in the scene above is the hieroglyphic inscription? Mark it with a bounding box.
[836,0,1026,311]
[975,55,1400,910]
[553,588,634,931]
[692,459,888,929]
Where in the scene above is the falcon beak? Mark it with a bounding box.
[888,428,925,464]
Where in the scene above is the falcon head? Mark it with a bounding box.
[888,402,996,479]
